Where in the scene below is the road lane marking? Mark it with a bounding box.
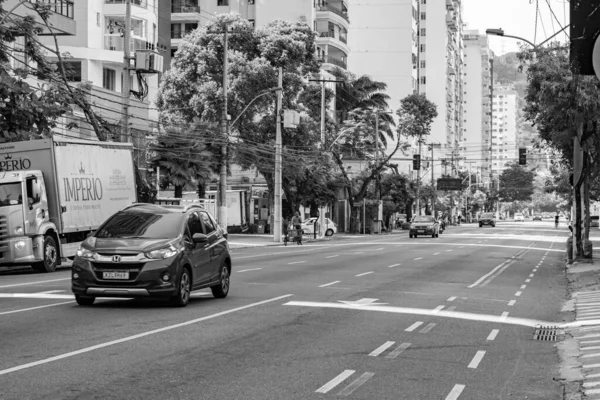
[0,301,75,316]
[337,372,375,396]
[0,294,294,377]
[581,340,600,345]
[356,272,373,277]
[586,372,600,378]
[375,248,384,251]
[508,300,516,306]
[446,249,453,252]
[520,285,527,289]
[500,312,509,321]
[433,252,440,255]
[388,263,401,268]
[447,296,457,302]
[468,247,532,288]
[515,291,522,297]
[530,274,535,277]
[460,246,465,248]
[0,293,75,299]
[414,257,423,260]
[36,290,66,294]
[581,353,600,359]
[237,268,262,273]
[581,346,600,351]
[0,278,70,289]
[386,342,411,359]
[420,323,436,333]
[405,321,423,332]
[583,363,600,369]
[468,351,486,369]
[355,252,364,254]
[288,261,306,265]
[487,329,499,341]
[316,370,355,393]
[319,281,340,288]
[326,255,339,259]
[369,341,395,357]
[433,305,445,313]
[445,384,466,400]
[525,279,531,283]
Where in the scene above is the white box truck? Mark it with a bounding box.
[0,137,137,272]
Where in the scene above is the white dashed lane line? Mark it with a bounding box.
[433,252,440,255]
[520,285,527,289]
[356,272,373,277]
[388,263,401,268]
[316,370,355,394]
[414,257,423,261]
[447,296,457,302]
[385,342,411,359]
[500,312,509,321]
[468,351,486,369]
[319,281,340,288]
[515,291,522,297]
[445,384,466,400]
[405,321,423,332]
[508,300,516,306]
[419,323,436,333]
[369,341,395,357]
[237,268,262,273]
[326,255,339,259]
[336,372,375,396]
[433,305,445,313]
[288,261,306,265]
[487,329,499,341]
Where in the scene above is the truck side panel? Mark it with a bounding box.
[54,141,136,232]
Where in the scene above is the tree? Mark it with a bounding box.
[498,162,535,202]
[396,93,438,139]
[381,173,410,222]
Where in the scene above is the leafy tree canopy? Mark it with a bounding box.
[499,162,535,202]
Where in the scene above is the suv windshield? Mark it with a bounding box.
[481,213,494,218]
[95,211,183,239]
[0,182,22,207]
[413,216,434,222]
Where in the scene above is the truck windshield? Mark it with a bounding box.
[95,211,183,239]
[0,183,23,207]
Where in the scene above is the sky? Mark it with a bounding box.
[462,0,569,55]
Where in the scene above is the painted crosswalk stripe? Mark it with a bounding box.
[337,372,375,396]
[420,323,436,333]
[586,372,600,378]
[468,350,486,369]
[445,384,466,400]
[583,363,600,369]
[405,321,423,332]
[356,272,373,277]
[388,263,401,268]
[585,388,600,395]
[582,340,600,345]
[316,370,355,393]
[583,381,600,388]
[319,281,340,288]
[487,329,499,341]
[582,352,600,359]
[515,291,522,297]
[369,341,395,357]
[386,342,411,359]
[508,300,516,306]
[581,345,600,351]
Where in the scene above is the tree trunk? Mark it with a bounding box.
[310,203,319,218]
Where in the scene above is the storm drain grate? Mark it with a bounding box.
[533,325,559,341]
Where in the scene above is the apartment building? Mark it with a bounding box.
[462,29,492,181]
[491,86,518,176]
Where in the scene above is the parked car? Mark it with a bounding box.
[301,217,337,236]
[479,212,496,228]
[71,203,232,307]
[409,215,440,238]
[591,215,599,228]
[514,213,525,222]
[533,214,543,221]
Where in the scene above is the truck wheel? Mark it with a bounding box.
[32,236,58,273]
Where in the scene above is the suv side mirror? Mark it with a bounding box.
[192,233,208,243]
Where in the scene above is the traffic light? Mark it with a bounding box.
[413,154,421,170]
[519,148,526,165]
[571,0,600,75]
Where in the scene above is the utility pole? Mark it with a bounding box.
[431,144,435,217]
[415,136,422,216]
[218,25,229,231]
[489,58,494,213]
[120,0,131,143]
[273,67,283,242]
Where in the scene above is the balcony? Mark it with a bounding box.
[104,35,155,52]
[104,0,147,8]
[319,55,347,70]
[172,4,200,13]
[316,4,349,23]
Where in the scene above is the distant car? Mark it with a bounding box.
[71,203,232,307]
[514,213,525,222]
[409,215,440,238]
[301,217,337,236]
[592,216,599,228]
[533,215,543,221]
[479,212,496,228]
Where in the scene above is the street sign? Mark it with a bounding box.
[437,178,462,191]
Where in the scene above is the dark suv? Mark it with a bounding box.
[479,212,496,227]
[71,203,231,307]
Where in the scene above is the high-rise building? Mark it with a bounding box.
[462,29,492,181]
[491,86,518,176]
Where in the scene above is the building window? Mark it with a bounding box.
[420,12,426,20]
[420,28,426,36]
[420,60,426,68]
[171,24,182,38]
[217,0,229,5]
[97,12,101,27]
[248,0,255,3]
[420,76,426,84]
[184,23,198,34]
[103,68,116,91]
[59,61,82,82]
[421,0,426,3]
[248,19,255,27]
[420,44,426,52]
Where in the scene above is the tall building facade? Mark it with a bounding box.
[462,29,492,182]
[491,86,518,176]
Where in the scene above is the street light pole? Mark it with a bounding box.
[120,0,131,143]
[416,136,422,216]
[217,25,229,231]
[273,67,283,242]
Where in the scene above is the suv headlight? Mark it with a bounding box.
[76,248,96,260]
[145,246,180,260]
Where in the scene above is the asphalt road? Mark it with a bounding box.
[0,221,571,400]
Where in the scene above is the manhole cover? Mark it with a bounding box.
[533,325,559,341]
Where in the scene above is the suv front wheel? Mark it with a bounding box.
[211,260,230,299]
[172,268,191,307]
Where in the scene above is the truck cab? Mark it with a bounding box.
[0,170,58,272]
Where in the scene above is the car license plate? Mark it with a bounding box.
[102,271,129,280]
[418,230,425,233]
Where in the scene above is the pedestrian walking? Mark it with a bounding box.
[555,214,559,229]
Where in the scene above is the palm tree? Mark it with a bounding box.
[148,124,218,198]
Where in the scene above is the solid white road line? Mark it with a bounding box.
[337,372,375,396]
[0,294,293,377]
[445,384,466,400]
[356,272,373,277]
[36,290,66,294]
[326,255,339,259]
[316,370,355,393]
[386,342,411,359]
[414,257,423,260]
[508,300,516,306]
[405,321,424,332]
[433,305,445,313]
[515,291,522,297]
[369,341,395,357]
[0,278,70,289]
[468,351,486,369]
[500,312,509,321]
[487,329,499,341]
[388,263,401,268]
[288,261,306,265]
[0,301,75,316]
[237,268,262,273]
[420,323,436,333]
[0,293,75,299]
[319,281,340,288]
[448,296,457,302]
